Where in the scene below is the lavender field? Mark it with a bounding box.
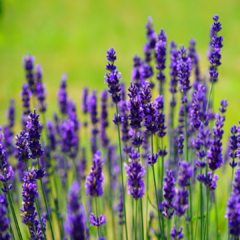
[1,1,240,240]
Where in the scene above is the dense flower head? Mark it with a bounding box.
[20,168,38,226]
[155,95,164,112]
[15,130,30,163]
[35,64,42,82]
[106,47,117,72]
[207,113,225,171]
[0,128,14,193]
[132,55,143,88]
[89,213,106,227]
[57,73,68,114]
[46,120,56,151]
[6,99,15,130]
[100,90,109,147]
[169,41,179,105]
[177,46,192,101]
[148,152,159,166]
[178,161,193,188]
[157,111,167,138]
[117,192,125,225]
[3,125,13,156]
[219,99,228,113]
[209,15,224,83]
[65,181,86,240]
[155,29,167,84]
[170,226,184,239]
[85,151,104,197]
[197,172,219,190]
[36,80,47,113]
[61,120,78,158]
[68,100,80,133]
[119,101,130,144]
[23,54,36,93]
[140,81,152,105]
[145,16,156,49]
[178,134,184,155]
[21,83,31,117]
[29,216,46,240]
[105,48,121,103]
[0,194,11,239]
[228,125,238,168]
[226,167,240,237]
[162,170,176,219]
[173,188,189,217]
[128,88,143,130]
[141,64,153,80]
[124,148,145,199]
[26,110,44,159]
[89,90,99,125]
[81,87,89,115]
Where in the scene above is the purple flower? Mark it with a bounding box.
[0,194,11,239]
[15,130,30,163]
[20,168,38,226]
[132,55,143,88]
[208,15,224,83]
[226,167,240,237]
[26,110,44,159]
[178,135,184,155]
[105,48,121,103]
[197,172,219,191]
[229,125,238,168]
[57,73,68,114]
[145,16,156,50]
[207,113,225,171]
[162,170,176,219]
[173,188,189,217]
[89,213,106,227]
[100,90,109,148]
[177,46,192,102]
[155,29,167,90]
[35,65,47,113]
[81,87,89,114]
[6,99,15,131]
[21,83,31,117]
[124,148,145,199]
[219,99,228,114]
[170,226,184,239]
[169,41,179,107]
[119,101,130,149]
[148,152,159,166]
[117,192,125,225]
[85,151,104,197]
[46,120,56,151]
[30,216,46,240]
[23,54,36,94]
[65,181,86,240]
[178,161,193,188]
[78,147,87,180]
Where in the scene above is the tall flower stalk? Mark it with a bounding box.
[104,47,128,240]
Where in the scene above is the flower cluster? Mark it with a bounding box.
[124,148,145,199]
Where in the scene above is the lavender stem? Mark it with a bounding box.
[116,104,129,240]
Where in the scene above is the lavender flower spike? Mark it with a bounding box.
[85,151,104,197]
[89,213,106,227]
[124,148,145,199]
[15,130,30,163]
[26,110,44,159]
[0,194,11,239]
[57,73,68,115]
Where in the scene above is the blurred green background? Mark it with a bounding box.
[0,0,240,238]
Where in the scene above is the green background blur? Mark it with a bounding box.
[0,0,240,131]
[0,0,240,238]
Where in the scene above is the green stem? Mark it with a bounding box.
[214,192,219,239]
[167,219,171,240]
[132,198,134,240]
[140,198,144,240]
[146,164,149,240]
[95,197,100,238]
[116,104,128,240]
[0,163,23,240]
[206,80,214,113]
[35,197,47,240]
[8,194,24,240]
[205,187,210,240]
[151,135,164,240]
[160,138,165,236]
[194,189,200,240]
[200,180,203,240]
[37,158,55,240]
[135,200,138,240]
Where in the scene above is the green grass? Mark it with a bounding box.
[1,0,240,238]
